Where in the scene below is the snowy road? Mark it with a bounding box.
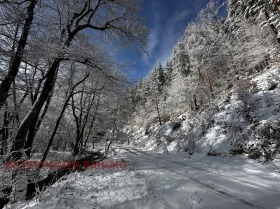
[15,148,280,209]
[116,148,280,209]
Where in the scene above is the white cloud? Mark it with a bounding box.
[148,28,159,53]
[143,8,190,72]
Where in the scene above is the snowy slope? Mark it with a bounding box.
[127,67,280,162]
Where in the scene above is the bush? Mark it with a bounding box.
[182,136,197,155]
[247,147,263,159]
[207,149,222,157]
[171,121,181,131]
[229,143,245,156]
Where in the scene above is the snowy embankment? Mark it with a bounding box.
[7,147,280,209]
[127,67,280,162]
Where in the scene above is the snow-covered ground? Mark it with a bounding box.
[4,67,280,209]
[7,146,280,209]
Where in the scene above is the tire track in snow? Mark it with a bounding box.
[170,159,280,195]
[128,148,280,195]
[117,147,271,209]
[157,165,267,209]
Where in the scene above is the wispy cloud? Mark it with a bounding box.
[144,7,191,72]
[147,29,159,54]
[126,0,210,81]
[158,9,191,64]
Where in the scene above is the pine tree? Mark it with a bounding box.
[149,63,165,93]
[165,60,173,84]
[175,42,191,77]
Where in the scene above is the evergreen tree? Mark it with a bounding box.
[149,63,165,93]
[165,60,173,84]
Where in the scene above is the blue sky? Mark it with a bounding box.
[120,0,226,81]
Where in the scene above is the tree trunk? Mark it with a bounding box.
[205,69,214,99]
[24,114,39,158]
[194,94,199,110]
[25,79,55,157]
[155,95,162,125]
[71,88,95,156]
[39,73,89,168]
[39,96,71,169]
[12,81,20,128]
[0,0,37,110]
[10,63,58,200]
[106,139,113,155]
[105,126,116,155]
[0,106,9,155]
[71,94,81,156]
[84,118,95,149]
[264,10,280,45]
[73,136,81,156]
[10,59,61,161]
[104,139,108,155]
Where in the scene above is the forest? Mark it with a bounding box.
[0,0,280,208]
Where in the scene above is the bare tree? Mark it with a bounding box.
[0,0,38,109]
[70,76,104,156]
[39,64,90,169]
[2,0,147,202]
[10,0,147,161]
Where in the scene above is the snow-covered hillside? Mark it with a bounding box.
[127,67,280,162]
[128,0,280,164]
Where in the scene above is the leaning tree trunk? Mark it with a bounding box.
[39,95,72,170]
[39,74,89,169]
[24,77,55,157]
[0,0,37,110]
[0,105,9,155]
[10,59,61,161]
[264,10,280,45]
[9,59,60,202]
[84,117,95,149]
